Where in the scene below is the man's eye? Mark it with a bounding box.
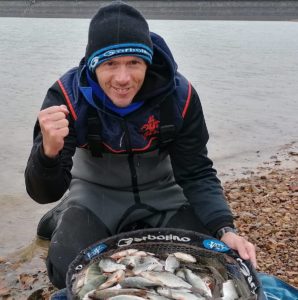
[130,60,140,65]
[102,60,116,67]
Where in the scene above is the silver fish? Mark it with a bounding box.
[82,289,96,300]
[183,269,212,297]
[221,279,239,300]
[173,252,197,263]
[110,249,139,260]
[98,269,126,290]
[74,269,87,295]
[99,258,126,273]
[107,296,146,300]
[78,275,108,298]
[120,276,158,289]
[87,287,147,299]
[156,287,204,300]
[164,255,180,273]
[204,266,225,298]
[133,250,155,257]
[175,269,186,280]
[75,265,105,297]
[147,291,172,300]
[85,262,102,282]
[152,263,165,272]
[140,271,192,289]
[133,256,163,275]
[75,248,251,300]
[118,255,142,268]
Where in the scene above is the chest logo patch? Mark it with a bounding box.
[141,115,160,139]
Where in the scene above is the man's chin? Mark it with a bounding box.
[110,98,133,108]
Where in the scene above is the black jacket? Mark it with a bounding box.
[25,33,234,235]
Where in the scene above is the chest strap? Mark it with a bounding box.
[159,95,176,147]
[158,77,192,150]
[87,108,104,157]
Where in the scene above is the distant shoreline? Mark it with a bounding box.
[1,0,298,20]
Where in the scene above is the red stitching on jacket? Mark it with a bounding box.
[182,81,192,119]
[102,137,157,153]
[57,79,78,120]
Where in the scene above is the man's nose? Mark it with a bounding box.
[115,66,130,84]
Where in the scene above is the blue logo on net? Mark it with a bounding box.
[85,243,107,260]
[203,239,230,252]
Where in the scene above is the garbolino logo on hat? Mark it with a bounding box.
[85,1,153,72]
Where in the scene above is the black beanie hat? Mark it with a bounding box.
[86,1,153,73]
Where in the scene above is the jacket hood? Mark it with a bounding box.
[135,32,178,102]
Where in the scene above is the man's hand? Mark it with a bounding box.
[38,105,69,158]
[221,232,257,268]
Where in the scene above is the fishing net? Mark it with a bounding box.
[66,228,266,299]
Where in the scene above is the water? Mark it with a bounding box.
[0,18,297,256]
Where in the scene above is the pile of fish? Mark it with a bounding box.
[72,248,253,300]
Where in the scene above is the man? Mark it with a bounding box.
[25,1,256,289]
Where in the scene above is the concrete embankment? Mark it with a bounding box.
[1,0,298,20]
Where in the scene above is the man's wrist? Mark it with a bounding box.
[215,226,237,240]
[38,143,60,167]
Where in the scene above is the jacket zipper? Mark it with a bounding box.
[121,120,141,204]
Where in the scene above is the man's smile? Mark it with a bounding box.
[113,87,131,94]
[95,56,147,107]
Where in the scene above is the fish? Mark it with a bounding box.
[183,268,212,297]
[133,250,155,257]
[221,279,239,300]
[175,269,186,280]
[85,261,102,281]
[75,265,108,297]
[74,268,88,295]
[118,255,142,268]
[99,258,126,273]
[82,289,96,300]
[172,252,197,263]
[110,249,140,260]
[202,267,224,299]
[98,269,126,290]
[156,287,205,300]
[140,271,192,289]
[164,254,180,273]
[87,287,147,299]
[147,291,172,300]
[78,275,108,298]
[120,276,158,289]
[73,247,254,300]
[107,296,147,300]
[132,256,163,275]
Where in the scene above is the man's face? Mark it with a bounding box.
[95,56,147,108]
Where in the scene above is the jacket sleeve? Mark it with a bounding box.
[169,86,234,235]
[24,81,77,204]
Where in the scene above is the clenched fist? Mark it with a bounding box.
[38,105,69,158]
